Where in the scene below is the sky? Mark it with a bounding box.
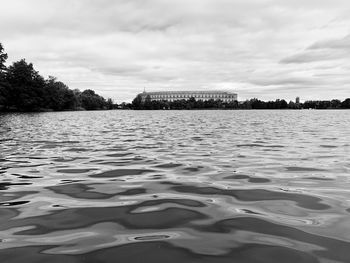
[1,0,350,102]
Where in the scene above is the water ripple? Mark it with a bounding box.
[1,110,350,262]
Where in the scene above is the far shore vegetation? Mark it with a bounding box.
[1,43,349,112]
[132,95,350,110]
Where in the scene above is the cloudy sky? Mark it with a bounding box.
[1,0,350,102]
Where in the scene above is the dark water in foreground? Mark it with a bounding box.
[0,110,350,263]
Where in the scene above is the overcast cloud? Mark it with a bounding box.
[1,0,350,102]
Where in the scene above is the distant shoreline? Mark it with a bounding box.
[1,107,350,113]
[131,96,350,110]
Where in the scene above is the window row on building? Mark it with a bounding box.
[139,91,238,102]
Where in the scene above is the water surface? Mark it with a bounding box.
[1,110,350,263]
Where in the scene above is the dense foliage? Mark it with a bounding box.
[0,43,115,112]
[132,95,350,110]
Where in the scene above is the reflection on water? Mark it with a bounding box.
[1,110,350,263]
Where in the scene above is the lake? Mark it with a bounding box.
[0,110,350,263]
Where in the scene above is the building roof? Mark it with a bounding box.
[141,90,237,95]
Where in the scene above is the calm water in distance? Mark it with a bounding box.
[0,110,350,263]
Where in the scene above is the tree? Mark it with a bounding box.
[330,99,341,109]
[144,95,152,110]
[279,99,288,109]
[79,89,107,110]
[0,84,9,108]
[44,76,77,110]
[0,43,9,105]
[0,43,7,74]
[6,59,45,111]
[132,94,143,110]
[288,101,296,109]
[341,98,350,109]
[0,44,9,107]
[106,98,114,110]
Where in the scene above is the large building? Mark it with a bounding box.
[139,90,237,102]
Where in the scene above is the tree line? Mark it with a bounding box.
[243,98,350,109]
[132,95,350,110]
[0,43,115,112]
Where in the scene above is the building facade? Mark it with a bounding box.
[139,90,237,102]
